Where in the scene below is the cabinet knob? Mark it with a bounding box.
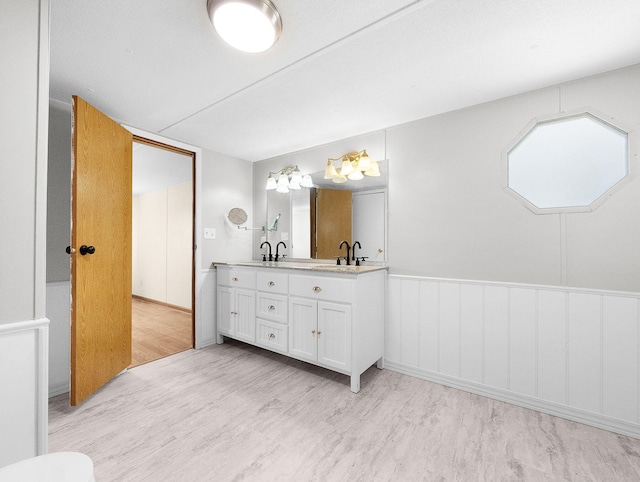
[313,286,322,293]
[268,281,275,287]
[317,331,321,336]
[268,305,276,311]
[311,330,316,335]
[230,311,238,315]
[268,333,275,339]
[232,277,239,282]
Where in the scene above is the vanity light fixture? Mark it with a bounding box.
[266,166,313,194]
[207,0,283,53]
[324,150,380,184]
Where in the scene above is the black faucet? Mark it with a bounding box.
[275,241,287,261]
[339,240,351,265]
[260,241,272,261]
[352,241,361,264]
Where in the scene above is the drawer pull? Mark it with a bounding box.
[268,281,275,287]
[313,286,322,293]
[268,305,276,311]
[268,333,276,339]
[230,311,238,315]
[232,277,239,282]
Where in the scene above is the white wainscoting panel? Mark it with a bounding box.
[196,268,217,348]
[46,281,70,397]
[0,319,49,467]
[386,275,640,438]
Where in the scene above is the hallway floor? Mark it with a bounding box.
[130,297,192,367]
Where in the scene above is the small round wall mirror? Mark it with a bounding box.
[227,207,248,226]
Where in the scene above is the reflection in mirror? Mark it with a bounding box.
[268,213,281,231]
[291,190,311,258]
[266,160,387,262]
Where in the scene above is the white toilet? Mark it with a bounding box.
[0,452,94,481]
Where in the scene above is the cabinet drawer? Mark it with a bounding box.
[289,274,352,304]
[218,268,256,289]
[256,319,288,354]
[256,292,288,324]
[256,271,288,294]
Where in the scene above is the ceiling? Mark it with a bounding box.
[50,0,640,162]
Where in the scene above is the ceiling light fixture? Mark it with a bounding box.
[324,150,380,184]
[207,0,282,53]
[266,166,313,194]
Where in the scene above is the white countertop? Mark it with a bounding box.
[213,260,387,274]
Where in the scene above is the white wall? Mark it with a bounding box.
[388,65,640,293]
[0,0,50,466]
[258,64,640,293]
[132,182,193,309]
[47,102,72,283]
[200,149,255,265]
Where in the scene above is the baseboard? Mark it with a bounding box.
[385,360,640,440]
[49,383,69,398]
[132,294,192,313]
[198,338,218,349]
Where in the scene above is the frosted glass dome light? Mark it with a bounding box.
[208,0,282,53]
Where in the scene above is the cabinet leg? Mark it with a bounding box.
[217,334,224,344]
[350,375,360,393]
[376,357,385,369]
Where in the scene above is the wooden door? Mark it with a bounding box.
[315,189,352,259]
[71,96,132,405]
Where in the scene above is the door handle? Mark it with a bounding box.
[79,245,96,256]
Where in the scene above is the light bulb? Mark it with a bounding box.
[209,0,282,53]
[301,174,314,187]
[324,160,338,179]
[341,159,353,176]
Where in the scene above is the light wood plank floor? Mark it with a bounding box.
[49,340,640,481]
[130,297,193,368]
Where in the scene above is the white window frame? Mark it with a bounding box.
[502,108,630,214]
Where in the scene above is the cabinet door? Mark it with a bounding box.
[234,288,256,343]
[318,301,352,372]
[289,297,317,363]
[217,286,234,336]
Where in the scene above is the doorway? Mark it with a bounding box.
[130,137,195,367]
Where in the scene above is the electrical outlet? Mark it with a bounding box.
[281,232,289,241]
[204,228,216,239]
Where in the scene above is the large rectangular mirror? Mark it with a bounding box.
[265,161,387,263]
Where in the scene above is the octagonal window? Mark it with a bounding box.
[507,113,628,211]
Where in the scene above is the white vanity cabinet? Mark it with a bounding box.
[216,268,256,344]
[215,264,385,393]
